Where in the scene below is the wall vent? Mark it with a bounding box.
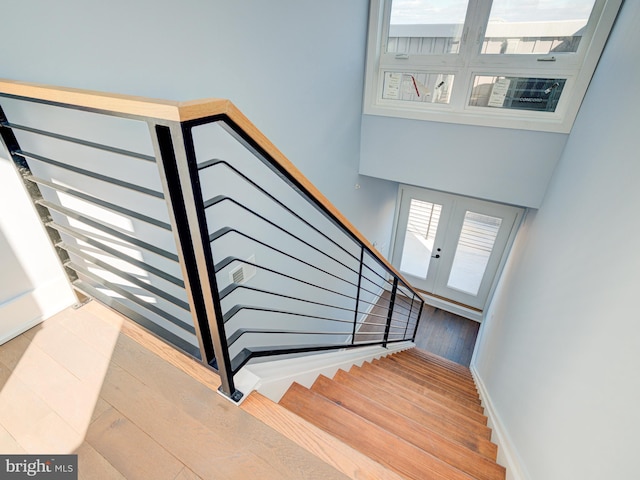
[228,255,256,285]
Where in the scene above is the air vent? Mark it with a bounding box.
[230,265,244,284]
[228,255,256,285]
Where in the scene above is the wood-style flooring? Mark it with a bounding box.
[355,293,479,367]
[0,301,347,480]
[413,303,480,367]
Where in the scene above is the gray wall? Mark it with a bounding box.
[0,0,397,245]
[0,0,399,329]
[360,115,568,208]
[473,2,640,478]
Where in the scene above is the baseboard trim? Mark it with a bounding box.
[470,365,530,480]
[0,278,75,345]
[234,341,415,404]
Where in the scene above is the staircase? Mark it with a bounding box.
[276,348,505,480]
[1,83,502,478]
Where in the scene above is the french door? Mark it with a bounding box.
[391,186,523,311]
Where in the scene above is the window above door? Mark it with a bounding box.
[363,0,623,133]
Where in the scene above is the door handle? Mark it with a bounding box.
[431,254,440,258]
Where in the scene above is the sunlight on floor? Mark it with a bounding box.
[0,304,122,453]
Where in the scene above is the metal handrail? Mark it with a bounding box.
[0,79,424,402]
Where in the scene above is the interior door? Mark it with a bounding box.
[391,186,522,311]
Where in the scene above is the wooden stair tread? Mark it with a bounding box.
[362,362,484,412]
[352,364,487,420]
[390,352,478,390]
[241,392,406,480]
[406,348,474,378]
[333,369,495,453]
[280,382,477,480]
[372,359,481,404]
[311,375,506,480]
[381,356,479,396]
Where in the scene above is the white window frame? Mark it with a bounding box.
[363,0,623,133]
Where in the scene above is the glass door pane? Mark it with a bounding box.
[399,199,443,278]
[483,0,596,55]
[387,0,470,55]
[446,211,502,296]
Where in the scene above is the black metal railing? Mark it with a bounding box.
[0,82,424,402]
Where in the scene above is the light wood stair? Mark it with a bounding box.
[273,348,505,480]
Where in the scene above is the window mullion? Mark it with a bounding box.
[460,0,493,61]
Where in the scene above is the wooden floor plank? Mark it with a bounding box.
[107,334,345,480]
[0,303,351,480]
[100,351,344,480]
[74,442,127,480]
[174,467,204,480]
[412,305,480,366]
[87,407,184,480]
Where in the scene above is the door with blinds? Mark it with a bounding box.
[391,186,523,312]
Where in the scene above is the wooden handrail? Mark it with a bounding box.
[0,78,416,294]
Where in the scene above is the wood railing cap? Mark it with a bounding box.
[0,78,235,121]
[0,78,417,294]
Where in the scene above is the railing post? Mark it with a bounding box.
[403,291,414,339]
[412,300,424,341]
[383,277,398,347]
[149,121,242,402]
[351,246,365,345]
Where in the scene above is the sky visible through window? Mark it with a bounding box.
[390,0,596,24]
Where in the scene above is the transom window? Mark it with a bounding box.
[363,0,622,132]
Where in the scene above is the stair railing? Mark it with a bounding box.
[0,79,424,402]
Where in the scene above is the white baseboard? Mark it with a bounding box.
[470,365,530,480]
[233,341,414,404]
[0,278,76,345]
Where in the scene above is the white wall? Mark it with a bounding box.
[474,2,640,479]
[0,155,76,343]
[0,0,395,243]
[0,1,399,329]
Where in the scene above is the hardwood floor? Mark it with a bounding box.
[0,301,347,480]
[357,292,480,367]
[413,304,480,367]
